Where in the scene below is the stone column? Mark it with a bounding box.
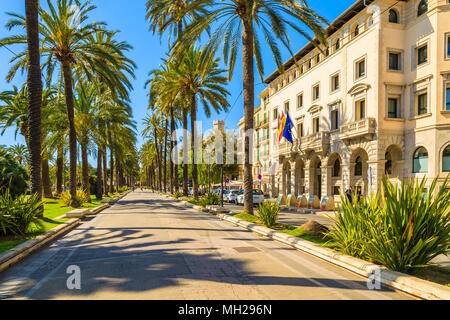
[342,162,352,191]
[304,159,311,195]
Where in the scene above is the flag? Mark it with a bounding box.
[283,112,294,144]
[278,112,286,143]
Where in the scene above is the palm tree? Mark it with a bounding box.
[178,0,327,213]
[8,144,29,166]
[162,46,229,199]
[25,0,43,204]
[1,0,135,207]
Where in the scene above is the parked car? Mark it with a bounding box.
[226,189,240,203]
[236,189,265,206]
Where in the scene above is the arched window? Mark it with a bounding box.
[335,39,340,50]
[389,9,399,23]
[418,0,428,17]
[355,157,363,177]
[353,25,359,37]
[443,145,450,172]
[333,159,341,177]
[413,147,428,173]
[385,152,393,175]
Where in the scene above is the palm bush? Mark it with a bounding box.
[199,193,220,207]
[60,189,90,208]
[328,176,450,273]
[173,191,183,199]
[257,201,280,228]
[0,188,43,236]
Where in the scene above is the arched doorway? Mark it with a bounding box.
[385,145,403,179]
[350,148,369,196]
[282,160,292,196]
[328,153,343,199]
[294,158,305,197]
[309,155,322,199]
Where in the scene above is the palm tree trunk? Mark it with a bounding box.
[61,63,78,207]
[41,154,52,198]
[163,118,168,192]
[171,107,178,192]
[96,148,103,200]
[110,148,114,194]
[103,147,108,195]
[182,109,189,196]
[190,96,199,200]
[242,16,255,214]
[55,147,64,195]
[115,154,120,191]
[81,143,91,202]
[25,0,42,208]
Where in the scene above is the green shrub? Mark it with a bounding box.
[173,191,183,199]
[0,148,29,198]
[257,201,280,228]
[0,188,43,236]
[60,189,89,208]
[199,193,220,207]
[328,176,450,273]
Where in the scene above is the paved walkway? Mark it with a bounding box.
[0,191,412,300]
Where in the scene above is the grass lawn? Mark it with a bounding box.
[0,193,117,254]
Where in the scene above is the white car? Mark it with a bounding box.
[236,189,265,206]
[226,189,240,203]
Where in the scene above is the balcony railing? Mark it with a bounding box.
[340,118,376,144]
[299,131,330,154]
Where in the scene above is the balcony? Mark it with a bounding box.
[256,119,269,129]
[299,131,330,155]
[340,118,376,145]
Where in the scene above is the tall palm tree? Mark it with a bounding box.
[163,46,229,199]
[25,0,43,204]
[178,0,327,213]
[1,0,135,207]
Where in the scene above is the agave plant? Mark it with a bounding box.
[328,176,450,273]
[257,201,280,228]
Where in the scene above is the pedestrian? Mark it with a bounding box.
[345,187,353,205]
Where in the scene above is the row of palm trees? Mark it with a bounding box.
[141,0,327,214]
[0,0,138,207]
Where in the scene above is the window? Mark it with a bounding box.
[417,44,428,65]
[313,84,320,101]
[385,152,392,175]
[417,93,428,115]
[331,73,340,91]
[355,157,363,177]
[443,145,450,172]
[325,47,330,57]
[417,0,428,17]
[333,186,341,196]
[447,34,450,59]
[388,98,399,118]
[284,101,290,114]
[333,159,341,177]
[413,147,428,173]
[331,110,339,130]
[335,39,340,50]
[389,9,399,23]
[356,58,366,79]
[446,87,450,111]
[356,99,366,121]
[297,93,303,109]
[389,52,401,71]
[273,108,278,120]
[313,117,320,133]
[316,54,320,64]
[298,123,304,137]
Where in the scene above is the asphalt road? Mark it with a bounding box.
[0,191,412,300]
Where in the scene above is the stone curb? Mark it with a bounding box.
[163,193,450,300]
[0,219,81,273]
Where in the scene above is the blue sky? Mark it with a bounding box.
[0,0,356,161]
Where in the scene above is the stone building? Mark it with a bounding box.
[260,0,450,203]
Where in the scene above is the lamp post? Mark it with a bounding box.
[220,163,224,207]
